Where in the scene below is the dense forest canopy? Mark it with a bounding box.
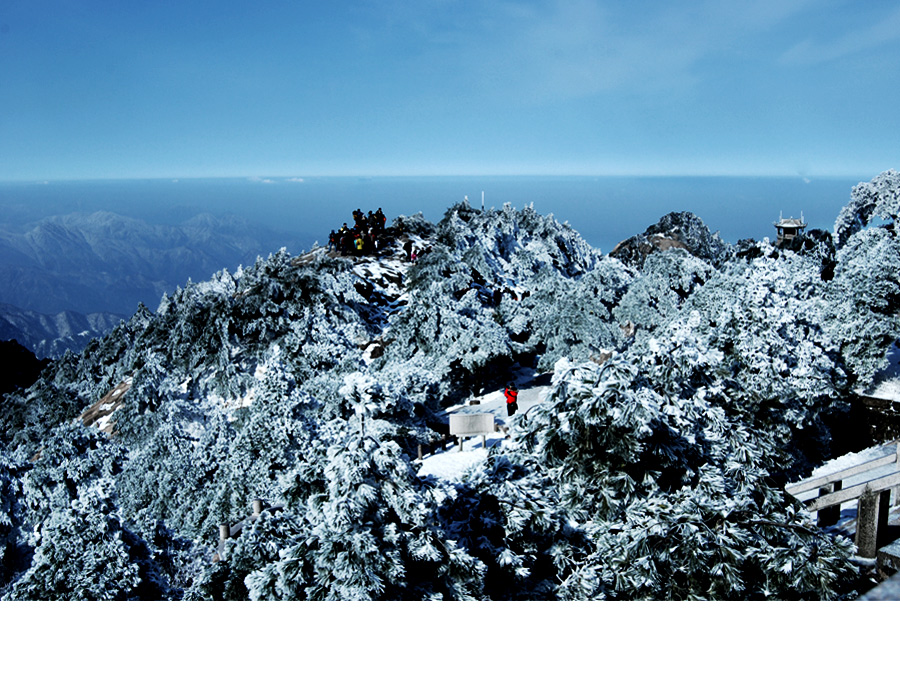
[2,171,899,600]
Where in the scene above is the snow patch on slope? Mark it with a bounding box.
[861,342,900,402]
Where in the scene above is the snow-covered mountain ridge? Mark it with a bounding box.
[1,173,899,601]
[0,303,124,359]
[0,211,289,356]
[609,211,730,268]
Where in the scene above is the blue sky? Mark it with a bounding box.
[1,0,898,181]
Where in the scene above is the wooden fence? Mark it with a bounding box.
[785,442,900,559]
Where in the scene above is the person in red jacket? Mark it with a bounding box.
[504,383,519,417]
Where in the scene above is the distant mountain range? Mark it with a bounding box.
[0,211,288,357]
[0,303,124,359]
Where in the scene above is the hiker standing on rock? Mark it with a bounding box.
[504,384,519,417]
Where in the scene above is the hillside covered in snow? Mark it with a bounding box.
[1,171,899,600]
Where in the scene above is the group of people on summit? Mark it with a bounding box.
[328,207,387,256]
[327,207,422,263]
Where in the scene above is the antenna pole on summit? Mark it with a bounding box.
[482,191,485,211]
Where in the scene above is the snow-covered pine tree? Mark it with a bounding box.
[834,169,900,246]
[684,246,843,411]
[0,450,25,590]
[822,223,900,386]
[426,452,591,600]
[502,349,857,600]
[506,259,633,370]
[613,247,714,339]
[210,387,488,600]
[3,479,142,601]
[380,265,512,401]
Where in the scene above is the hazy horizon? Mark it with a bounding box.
[0,174,867,254]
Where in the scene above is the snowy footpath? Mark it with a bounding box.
[416,365,550,482]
